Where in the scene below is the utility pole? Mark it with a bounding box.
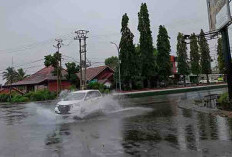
[53,39,63,95]
[74,30,89,90]
[110,42,122,91]
[221,27,232,100]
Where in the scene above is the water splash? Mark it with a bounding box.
[25,94,153,124]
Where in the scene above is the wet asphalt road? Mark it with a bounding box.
[0,88,231,157]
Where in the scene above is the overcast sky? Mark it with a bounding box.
[0,0,219,84]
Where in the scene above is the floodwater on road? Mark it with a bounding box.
[0,88,232,157]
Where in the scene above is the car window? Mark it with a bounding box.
[64,93,86,101]
[85,91,94,100]
[93,91,101,98]
[85,91,101,100]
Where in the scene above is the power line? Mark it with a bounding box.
[0,32,74,55]
[0,59,45,72]
[14,59,44,68]
[0,64,45,76]
[0,32,119,55]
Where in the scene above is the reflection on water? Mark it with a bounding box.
[0,88,231,156]
[0,104,29,125]
[121,89,232,156]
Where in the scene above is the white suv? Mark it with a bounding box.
[55,90,102,117]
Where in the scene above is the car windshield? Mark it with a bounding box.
[63,93,86,101]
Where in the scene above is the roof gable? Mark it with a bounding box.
[12,66,68,86]
[77,66,114,81]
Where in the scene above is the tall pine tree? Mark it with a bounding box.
[177,32,189,86]
[138,3,156,88]
[157,25,172,83]
[199,29,211,83]
[190,33,201,82]
[217,37,226,74]
[119,13,139,90]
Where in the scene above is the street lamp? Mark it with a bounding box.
[110,42,122,91]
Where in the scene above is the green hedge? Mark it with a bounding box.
[87,82,111,93]
[0,89,57,103]
[218,93,232,111]
[0,94,10,102]
[11,95,29,103]
[25,90,56,101]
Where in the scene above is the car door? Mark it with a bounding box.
[91,91,102,111]
[82,91,101,114]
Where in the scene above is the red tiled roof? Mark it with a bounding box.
[12,66,68,86]
[98,73,114,84]
[77,66,114,81]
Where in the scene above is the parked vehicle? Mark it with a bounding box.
[55,90,103,117]
[159,81,167,87]
[199,79,218,84]
[177,80,191,85]
[199,80,207,84]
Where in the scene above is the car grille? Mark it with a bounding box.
[58,105,71,114]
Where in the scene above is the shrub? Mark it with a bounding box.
[88,82,111,94]
[30,90,56,101]
[88,82,102,89]
[69,85,77,91]
[0,89,57,103]
[11,95,29,103]
[218,93,232,110]
[24,92,34,99]
[104,89,110,94]
[0,94,10,102]
[134,81,143,90]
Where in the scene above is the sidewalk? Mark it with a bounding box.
[114,83,227,97]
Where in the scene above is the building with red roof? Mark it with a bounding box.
[170,55,177,74]
[5,66,71,93]
[77,65,114,87]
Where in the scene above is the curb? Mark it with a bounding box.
[114,84,227,98]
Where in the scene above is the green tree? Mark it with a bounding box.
[138,3,156,88]
[199,29,211,83]
[65,62,80,88]
[44,52,62,93]
[156,25,172,83]
[2,67,18,85]
[105,56,119,71]
[190,33,201,82]
[2,67,18,100]
[119,13,140,90]
[16,68,28,81]
[177,32,189,86]
[217,37,226,74]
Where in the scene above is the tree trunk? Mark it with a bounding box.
[183,75,186,87]
[143,79,148,88]
[196,74,199,85]
[148,79,151,88]
[206,74,210,84]
[129,80,132,90]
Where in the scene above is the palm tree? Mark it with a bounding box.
[2,67,18,101]
[2,67,18,85]
[16,68,28,81]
